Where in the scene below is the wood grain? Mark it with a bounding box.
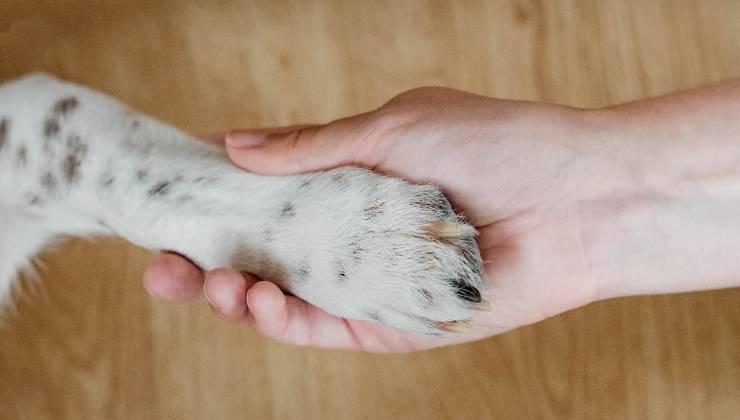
[1,1,739,419]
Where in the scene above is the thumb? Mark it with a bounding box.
[224,113,385,175]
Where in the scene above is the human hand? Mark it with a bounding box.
[142,87,631,352]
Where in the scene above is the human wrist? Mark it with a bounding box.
[576,89,740,301]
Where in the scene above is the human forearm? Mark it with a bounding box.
[582,80,740,300]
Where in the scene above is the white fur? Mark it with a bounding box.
[0,74,484,333]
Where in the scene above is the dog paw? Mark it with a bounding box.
[234,168,488,335]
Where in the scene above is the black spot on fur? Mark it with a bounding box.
[421,288,434,303]
[41,172,57,192]
[100,175,116,188]
[336,261,347,283]
[413,191,452,217]
[299,179,312,189]
[331,172,350,189]
[280,202,296,217]
[367,311,382,322]
[364,200,385,220]
[42,98,79,142]
[294,262,311,281]
[28,195,42,206]
[261,227,274,242]
[53,97,79,116]
[136,169,148,181]
[16,146,27,166]
[62,135,88,183]
[349,240,364,263]
[193,176,219,185]
[0,118,8,151]
[63,156,80,181]
[176,194,193,204]
[148,181,171,197]
[43,118,60,139]
[96,219,114,231]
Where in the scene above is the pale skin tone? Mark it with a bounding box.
[144,80,740,352]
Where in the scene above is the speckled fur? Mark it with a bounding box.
[0,74,485,333]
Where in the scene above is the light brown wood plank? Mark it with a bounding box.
[1,1,739,419]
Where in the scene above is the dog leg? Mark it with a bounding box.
[0,74,486,333]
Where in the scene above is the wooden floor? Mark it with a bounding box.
[2,1,740,419]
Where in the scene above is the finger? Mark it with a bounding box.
[143,252,205,301]
[198,132,228,144]
[271,297,371,349]
[203,268,254,321]
[245,281,289,337]
[225,112,387,175]
[245,283,399,351]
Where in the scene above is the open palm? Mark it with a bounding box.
[145,87,600,352]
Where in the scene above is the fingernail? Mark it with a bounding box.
[226,130,265,148]
[203,283,223,315]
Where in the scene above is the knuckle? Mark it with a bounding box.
[363,107,416,140]
[281,128,315,171]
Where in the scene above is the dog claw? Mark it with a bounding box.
[435,320,473,334]
[453,281,482,303]
[470,299,491,312]
[425,220,476,238]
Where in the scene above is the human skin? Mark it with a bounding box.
[143,80,740,352]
